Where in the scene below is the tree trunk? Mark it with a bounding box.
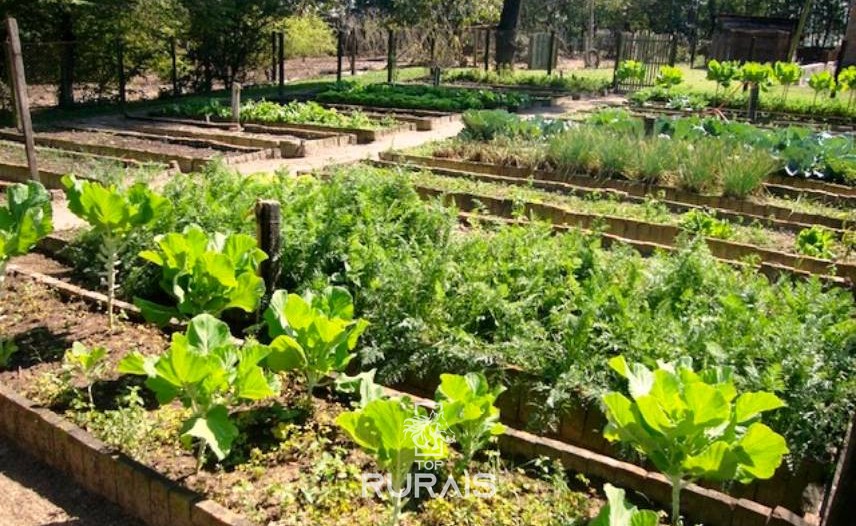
[788,0,812,61]
[843,0,856,67]
[58,9,75,108]
[495,0,522,69]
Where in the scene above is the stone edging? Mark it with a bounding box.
[0,261,808,526]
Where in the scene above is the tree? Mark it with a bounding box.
[496,0,522,69]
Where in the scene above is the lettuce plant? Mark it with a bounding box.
[772,62,802,103]
[839,66,856,109]
[337,397,448,526]
[601,356,788,526]
[263,286,368,395]
[796,226,836,260]
[435,372,505,471]
[63,175,169,328]
[0,181,53,284]
[63,342,108,405]
[808,71,837,107]
[135,226,267,326]
[590,483,659,526]
[119,314,278,467]
[706,59,740,100]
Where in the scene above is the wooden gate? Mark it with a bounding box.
[612,32,677,91]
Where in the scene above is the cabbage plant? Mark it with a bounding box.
[590,483,658,526]
[0,180,53,284]
[135,226,267,326]
[601,356,788,526]
[263,286,368,396]
[63,175,168,328]
[119,314,278,467]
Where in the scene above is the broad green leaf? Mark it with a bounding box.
[181,405,239,461]
[735,423,789,482]
[267,335,306,371]
[735,392,785,424]
[683,441,738,481]
[186,314,231,354]
[590,483,659,526]
[134,298,178,327]
[335,369,386,408]
[684,381,729,427]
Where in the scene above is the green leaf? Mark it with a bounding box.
[684,381,729,427]
[590,483,659,526]
[735,392,785,424]
[134,298,178,327]
[683,441,738,481]
[266,335,306,371]
[181,405,239,461]
[186,314,231,354]
[735,423,790,482]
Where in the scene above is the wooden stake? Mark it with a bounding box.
[277,32,285,99]
[387,29,396,84]
[171,37,179,97]
[336,28,344,83]
[255,200,281,301]
[117,37,126,110]
[231,82,241,130]
[350,29,357,76]
[5,17,38,183]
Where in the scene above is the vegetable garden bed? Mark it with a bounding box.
[314,103,459,131]
[440,69,612,98]
[0,262,812,526]
[0,128,274,172]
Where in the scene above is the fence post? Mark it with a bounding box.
[231,82,241,131]
[277,31,285,99]
[747,84,759,122]
[255,200,281,305]
[271,32,277,83]
[387,29,396,84]
[350,29,357,76]
[170,37,179,97]
[612,32,624,90]
[336,28,344,83]
[430,35,440,86]
[643,115,656,136]
[4,17,38,183]
[668,35,677,66]
[4,30,20,130]
[117,37,126,110]
[484,29,491,72]
[547,31,556,75]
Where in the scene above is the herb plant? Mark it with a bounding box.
[63,175,169,328]
[119,314,279,466]
[435,372,505,471]
[135,226,268,326]
[602,356,788,526]
[263,286,369,396]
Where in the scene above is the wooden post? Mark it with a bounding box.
[430,35,439,86]
[547,31,556,75]
[387,29,396,84]
[4,33,20,130]
[350,29,358,76]
[255,200,281,302]
[336,28,344,83]
[484,29,491,71]
[612,32,624,90]
[643,116,656,136]
[231,82,241,130]
[277,31,285,99]
[116,37,126,109]
[747,84,760,121]
[271,32,278,82]
[170,37,179,97]
[5,17,38,183]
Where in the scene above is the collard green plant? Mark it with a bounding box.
[264,286,369,395]
[135,226,267,326]
[589,483,659,526]
[654,66,683,90]
[772,62,802,102]
[602,356,788,526]
[63,175,169,328]
[335,368,386,408]
[0,181,53,284]
[616,60,646,84]
[435,372,505,471]
[796,226,836,260]
[63,342,108,405]
[118,314,278,466]
[336,397,448,526]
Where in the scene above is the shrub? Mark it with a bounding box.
[280,14,336,59]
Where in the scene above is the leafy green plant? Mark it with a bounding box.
[655,66,683,90]
[837,66,856,109]
[63,342,108,405]
[435,372,505,471]
[63,175,169,328]
[738,62,772,87]
[0,339,18,369]
[795,226,836,260]
[335,369,386,408]
[0,181,53,283]
[679,209,734,239]
[336,397,448,526]
[772,62,802,103]
[706,59,740,100]
[134,226,267,326]
[316,82,532,112]
[264,286,369,395]
[118,314,278,467]
[602,356,788,526]
[590,484,659,526]
[616,60,646,84]
[808,71,837,107]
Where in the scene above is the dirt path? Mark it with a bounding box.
[0,437,143,526]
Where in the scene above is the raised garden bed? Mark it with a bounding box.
[0,128,273,172]
[314,103,460,131]
[0,262,811,526]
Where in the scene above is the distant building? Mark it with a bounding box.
[709,15,796,63]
